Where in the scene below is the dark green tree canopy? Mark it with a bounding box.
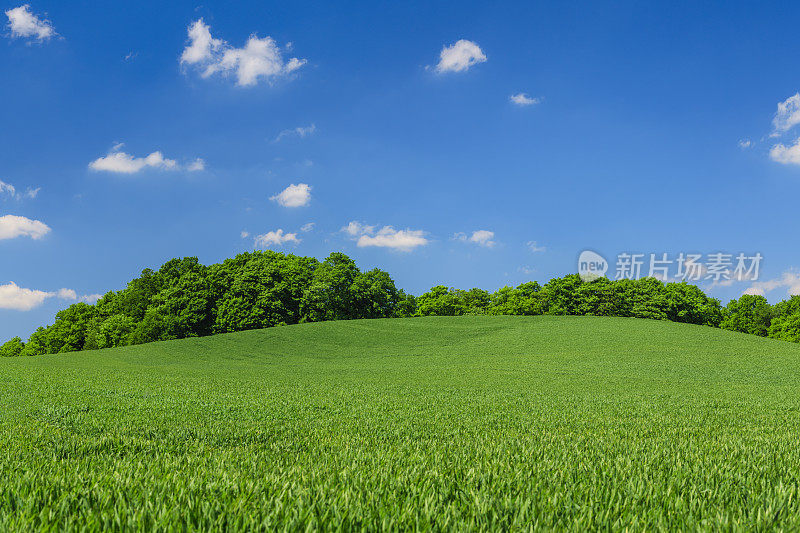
[3,252,798,357]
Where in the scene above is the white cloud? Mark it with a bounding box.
[510,93,541,106]
[270,183,311,207]
[240,230,250,239]
[343,221,375,237]
[300,222,315,232]
[454,230,496,248]
[738,139,752,149]
[180,19,222,64]
[0,214,50,240]
[769,138,800,165]
[5,5,55,41]
[773,93,800,135]
[187,158,206,172]
[0,180,39,201]
[527,241,546,253]
[743,270,800,297]
[254,229,300,248]
[89,146,202,174]
[344,221,428,252]
[0,282,78,311]
[0,180,16,197]
[434,39,486,73]
[0,282,50,310]
[181,19,305,87]
[56,288,77,300]
[274,124,316,142]
[80,294,102,304]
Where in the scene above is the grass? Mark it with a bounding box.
[3,315,800,530]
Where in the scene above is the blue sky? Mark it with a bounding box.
[2,0,800,340]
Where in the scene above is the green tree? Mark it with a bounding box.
[0,337,24,357]
[768,296,800,343]
[721,295,773,336]
[216,251,316,332]
[20,328,48,357]
[301,253,360,322]
[350,268,402,319]
[415,286,467,317]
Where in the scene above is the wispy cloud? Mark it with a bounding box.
[0,180,39,201]
[254,229,300,248]
[274,124,316,142]
[453,230,496,248]
[743,270,800,297]
[773,93,800,135]
[510,93,541,106]
[527,241,546,253]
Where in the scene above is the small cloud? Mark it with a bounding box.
[5,4,55,42]
[510,93,541,106]
[738,139,752,149]
[743,270,800,297]
[274,124,316,142]
[0,214,50,240]
[769,138,800,165]
[254,229,300,248]
[80,294,102,304]
[344,221,428,252]
[342,221,375,237]
[56,288,77,300]
[454,230,496,248]
[0,180,39,201]
[270,183,311,207]
[123,51,137,62]
[89,145,202,174]
[0,282,51,310]
[0,180,17,199]
[518,265,536,276]
[527,241,546,253]
[433,39,486,73]
[773,93,800,135]
[300,222,315,232]
[187,158,206,172]
[240,230,250,239]
[181,18,306,87]
[0,282,81,311]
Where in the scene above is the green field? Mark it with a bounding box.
[3,316,800,530]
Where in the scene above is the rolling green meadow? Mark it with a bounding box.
[3,315,800,530]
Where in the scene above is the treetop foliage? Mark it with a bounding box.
[2,250,799,357]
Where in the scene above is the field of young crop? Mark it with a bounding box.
[3,315,800,530]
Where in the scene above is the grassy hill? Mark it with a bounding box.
[3,316,800,530]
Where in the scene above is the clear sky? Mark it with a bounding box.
[2,1,800,340]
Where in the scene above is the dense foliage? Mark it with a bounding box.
[3,251,800,357]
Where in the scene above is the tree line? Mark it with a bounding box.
[1,251,799,357]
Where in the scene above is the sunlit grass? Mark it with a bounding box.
[2,316,800,530]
